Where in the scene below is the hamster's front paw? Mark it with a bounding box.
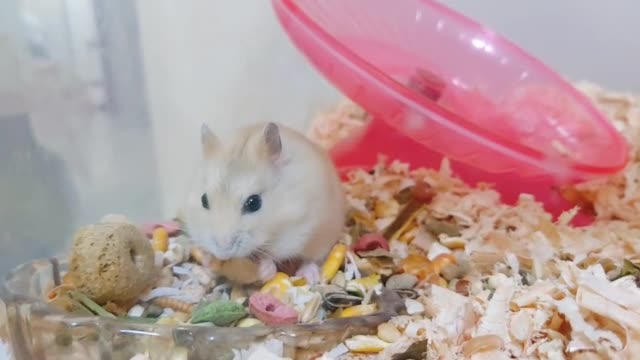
[258,258,277,283]
[295,262,320,286]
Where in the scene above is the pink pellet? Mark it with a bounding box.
[249,293,298,326]
[352,233,390,253]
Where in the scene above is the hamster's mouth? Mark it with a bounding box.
[214,244,254,260]
[197,241,238,261]
[212,246,241,260]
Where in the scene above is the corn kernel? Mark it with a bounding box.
[345,335,390,353]
[259,272,292,301]
[400,254,434,280]
[387,204,426,243]
[352,212,376,229]
[374,199,400,218]
[348,274,381,292]
[152,227,169,252]
[440,237,466,249]
[337,303,377,318]
[432,254,457,274]
[290,276,307,287]
[322,244,347,283]
[424,274,448,288]
[399,230,416,243]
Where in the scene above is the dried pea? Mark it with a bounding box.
[190,300,247,326]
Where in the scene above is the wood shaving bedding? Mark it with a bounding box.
[307,82,640,359]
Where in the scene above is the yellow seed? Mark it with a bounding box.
[377,323,401,343]
[425,274,448,288]
[439,237,466,250]
[400,254,435,280]
[260,272,292,301]
[399,230,416,244]
[290,276,307,287]
[374,199,400,218]
[352,211,376,229]
[387,204,425,243]
[237,318,264,328]
[432,254,457,274]
[346,274,381,295]
[345,335,390,353]
[337,303,377,318]
[321,244,347,283]
[352,274,381,290]
[152,227,169,252]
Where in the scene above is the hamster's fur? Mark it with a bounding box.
[182,122,346,270]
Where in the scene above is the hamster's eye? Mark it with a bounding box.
[242,194,262,214]
[201,193,209,210]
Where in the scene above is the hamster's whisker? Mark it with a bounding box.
[253,247,275,260]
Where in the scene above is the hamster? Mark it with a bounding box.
[182,122,347,284]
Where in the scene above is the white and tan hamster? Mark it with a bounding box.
[182,122,347,284]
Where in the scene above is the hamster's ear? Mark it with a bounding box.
[201,123,219,159]
[262,122,282,161]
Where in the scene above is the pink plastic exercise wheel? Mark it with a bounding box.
[272,0,629,219]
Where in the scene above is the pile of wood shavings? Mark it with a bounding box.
[307,83,640,359]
